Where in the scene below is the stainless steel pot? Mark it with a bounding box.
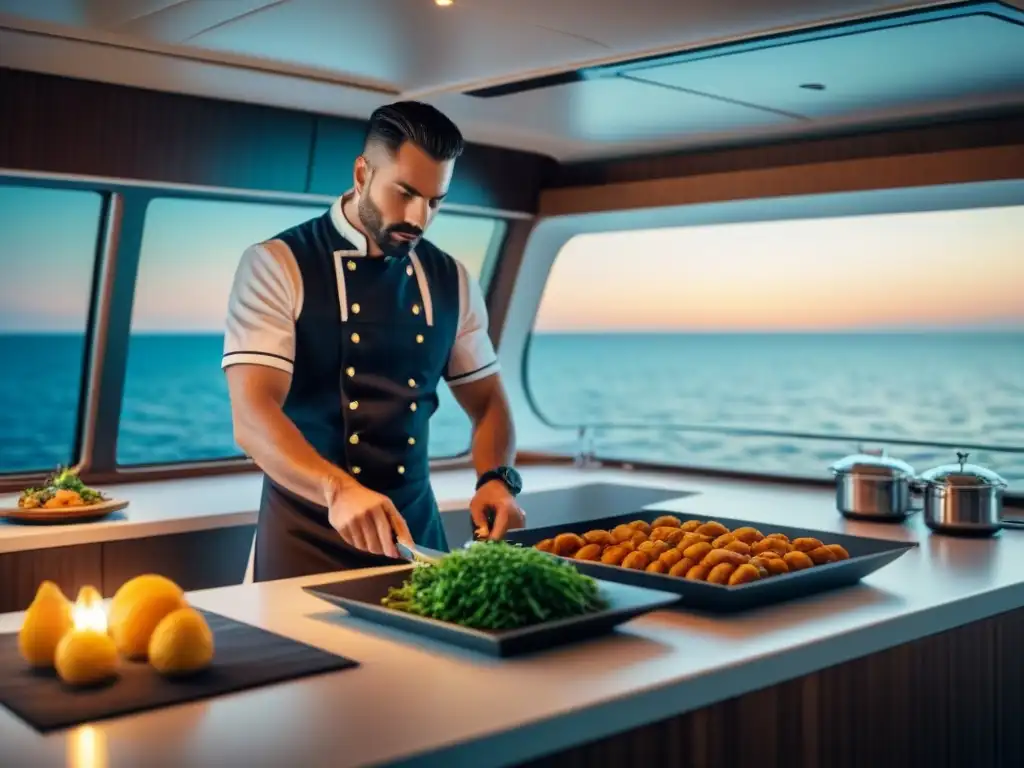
[920,451,1018,536]
[830,449,920,521]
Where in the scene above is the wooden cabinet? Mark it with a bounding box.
[0,544,103,613]
[0,524,255,613]
[101,525,255,595]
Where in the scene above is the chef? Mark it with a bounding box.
[222,101,525,582]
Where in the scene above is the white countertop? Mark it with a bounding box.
[0,465,704,554]
[0,474,264,553]
[2,466,1024,767]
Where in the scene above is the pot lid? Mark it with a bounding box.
[919,451,1008,488]
[830,447,915,477]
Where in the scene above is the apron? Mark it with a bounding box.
[252,214,458,582]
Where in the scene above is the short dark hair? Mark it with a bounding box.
[364,101,464,162]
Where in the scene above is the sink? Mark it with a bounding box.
[440,481,696,548]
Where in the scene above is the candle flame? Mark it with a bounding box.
[72,587,108,634]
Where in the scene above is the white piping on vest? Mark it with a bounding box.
[407,250,434,327]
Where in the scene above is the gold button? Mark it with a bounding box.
[416,334,424,344]
[352,466,361,474]
[349,434,359,445]
[410,403,417,412]
[346,366,355,377]
[412,304,421,315]
[349,401,359,410]
[408,437,416,445]
[406,265,413,276]
[347,261,357,271]
[408,378,416,388]
[351,332,360,343]
[351,303,360,314]
[397,465,405,475]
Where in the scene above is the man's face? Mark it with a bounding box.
[355,142,454,257]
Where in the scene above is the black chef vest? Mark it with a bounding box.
[254,210,461,581]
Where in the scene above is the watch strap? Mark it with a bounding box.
[475,466,521,496]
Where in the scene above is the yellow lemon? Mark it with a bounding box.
[148,607,214,676]
[107,575,186,660]
[18,581,73,668]
[55,629,118,686]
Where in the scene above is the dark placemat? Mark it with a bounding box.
[0,609,358,733]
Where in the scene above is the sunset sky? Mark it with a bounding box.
[535,203,1024,332]
[1,184,1021,334]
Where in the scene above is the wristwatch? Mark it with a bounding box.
[475,466,523,497]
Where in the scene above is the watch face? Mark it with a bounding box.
[501,467,523,495]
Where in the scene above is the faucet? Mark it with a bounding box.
[574,426,599,469]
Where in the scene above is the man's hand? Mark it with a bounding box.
[323,475,413,558]
[470,480,526,541]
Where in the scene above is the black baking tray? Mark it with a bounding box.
[305,566,679,657]
[504,511,916,613]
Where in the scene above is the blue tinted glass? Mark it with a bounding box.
[119,197,501,465]
[527,204,1024,491]
[0,184,102,473]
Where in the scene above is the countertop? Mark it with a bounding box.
[2,466,1024,767]
[0,465,704,554]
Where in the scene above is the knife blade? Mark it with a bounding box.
[396,509,498,563]
[397,540,443,565]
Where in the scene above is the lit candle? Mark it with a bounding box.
[71,587,108,633]
[54,587,119,687]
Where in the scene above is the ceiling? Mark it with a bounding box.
[0,0,1022,161]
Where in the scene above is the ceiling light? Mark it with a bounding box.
[435,0,453,6]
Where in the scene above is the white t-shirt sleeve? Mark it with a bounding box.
[221,241,301,375]
[445,261,500,387]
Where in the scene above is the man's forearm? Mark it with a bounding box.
[469,390,516,476]
[234,401,356,507]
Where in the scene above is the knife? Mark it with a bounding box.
[397,540,443,565]
[396,509,498,564]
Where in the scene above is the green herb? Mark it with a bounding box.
[382,541,606,630]
[18,466,108,508]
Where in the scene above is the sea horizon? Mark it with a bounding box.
[2,331,1022,489]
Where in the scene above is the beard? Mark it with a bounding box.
[357,186,422,258]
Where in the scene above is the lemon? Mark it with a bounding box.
[148,607,214,676]
[107,575,186,659]
[55,629,118,686]
[18,581,73,668]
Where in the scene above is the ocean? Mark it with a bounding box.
[2,332,1022,491]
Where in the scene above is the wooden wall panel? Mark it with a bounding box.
[0,67,553,213]
[0,68,315,193]
[539,144,1024,217]
[0,544,103,614]
[551,110,1024,188]
[523,605,1024,768]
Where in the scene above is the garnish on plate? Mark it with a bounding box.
[17,466,109,510]
[382,540,607,630]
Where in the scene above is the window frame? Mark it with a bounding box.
[501,179,1024,503]
[0,170,512,491]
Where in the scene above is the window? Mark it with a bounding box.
[119,197,503,465]
[0,184,103,473]
[419,212,506,458]
[526,204,1024,492]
